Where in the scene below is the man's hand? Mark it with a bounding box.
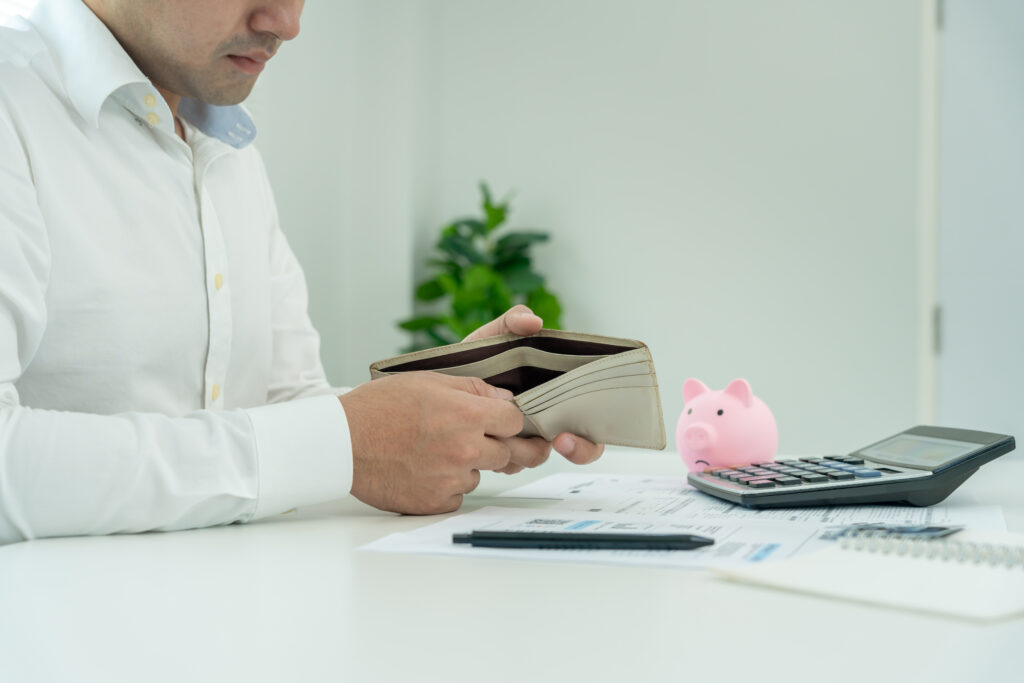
[342,372,530,514]
[464,304,606,470]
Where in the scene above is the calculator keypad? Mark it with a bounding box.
[702,456,902,490]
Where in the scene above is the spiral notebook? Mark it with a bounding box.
[714,531,1024,621]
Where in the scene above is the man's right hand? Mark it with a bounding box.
[340,372,524,515]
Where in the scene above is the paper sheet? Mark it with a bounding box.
[362,505,836,569]
[498,473,1007,528]
[362,474,1006,570]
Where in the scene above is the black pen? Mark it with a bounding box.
[452,530,714,550]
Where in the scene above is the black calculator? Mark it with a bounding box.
[687,426,1016,509]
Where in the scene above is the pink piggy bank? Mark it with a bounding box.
[676,378,778,472]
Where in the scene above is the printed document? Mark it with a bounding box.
[362,473,1005,570]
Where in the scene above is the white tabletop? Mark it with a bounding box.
[1,448,1021,683]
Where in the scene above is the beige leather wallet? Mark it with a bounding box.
[369,330,666,450]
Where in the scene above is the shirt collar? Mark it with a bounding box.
[27,0,257,149]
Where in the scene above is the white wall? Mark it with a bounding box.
[246,0,421,387]
[937,0,1024,445]
[252,0,937,454]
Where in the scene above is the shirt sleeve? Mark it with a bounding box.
[0,109,352,546]
[254,145,353,403]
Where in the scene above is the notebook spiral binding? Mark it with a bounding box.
[838,535,1024,569]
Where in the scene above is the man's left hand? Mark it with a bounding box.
[464,304,606,473]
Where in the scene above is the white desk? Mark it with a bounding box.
[1,448,1021,683]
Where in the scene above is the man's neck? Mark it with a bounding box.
[154,85,185,140]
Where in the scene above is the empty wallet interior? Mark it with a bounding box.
[375,335,640,395]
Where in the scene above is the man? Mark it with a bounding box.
[0,0,603,545]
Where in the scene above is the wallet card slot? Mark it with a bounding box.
[520,374,657,415]
[378,335,635,373]
[481,366,566,395]
[518,386,666,450]
[516,360,654,411]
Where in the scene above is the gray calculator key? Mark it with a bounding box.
[826,471,855,480]
[799,474,828,483]
[775,477,801,486]
[746,479,775,488]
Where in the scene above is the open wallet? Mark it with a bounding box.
[369,330,666,449]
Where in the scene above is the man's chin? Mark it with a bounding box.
[193,78,259,106]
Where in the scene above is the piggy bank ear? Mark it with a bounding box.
[683,378,711,403]
[724,379,753,406]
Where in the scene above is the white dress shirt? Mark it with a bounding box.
[0,0,354,545]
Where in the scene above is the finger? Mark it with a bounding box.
[481,399,525,438]
[500,435,552,469]
[496,463,525,475]
[432,374,523,438]
[434,373,514,401]
[472,435,514,471]
[553,433,605,465]
[462,304,543,342]
[462,468,482,494]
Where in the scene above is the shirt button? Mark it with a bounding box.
[211,384,221,401]
[144,94,157,108]
[214,273,224,291]
[146,112,160,126]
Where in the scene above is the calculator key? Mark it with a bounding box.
[737,467,761,474]
[746,479,776,488]
[842,457,866,465]
[853,469,882,478]
[775,477,802,486]
[825,471,855,480]
[799,474,828,483]
[799,457,824,463]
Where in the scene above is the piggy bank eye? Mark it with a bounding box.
[687,408,692,415]
[717,409,724,416]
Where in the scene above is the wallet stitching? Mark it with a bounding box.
[514,347,654,405]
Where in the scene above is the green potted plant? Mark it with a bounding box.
[398,183,563,351]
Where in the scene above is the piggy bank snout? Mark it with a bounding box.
[681,423,715,451]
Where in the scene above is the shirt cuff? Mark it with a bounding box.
[244,394,352,519]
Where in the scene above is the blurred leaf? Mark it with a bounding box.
[495,231,549,253]
[439,233,485,264]
[501,264,544,294]
[457,218,488,237]
[437,273,459,294]
[493,253,531,272]
[527,287,563,329]
[415,279,445,301]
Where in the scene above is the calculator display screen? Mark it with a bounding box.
[859,434,979,469]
